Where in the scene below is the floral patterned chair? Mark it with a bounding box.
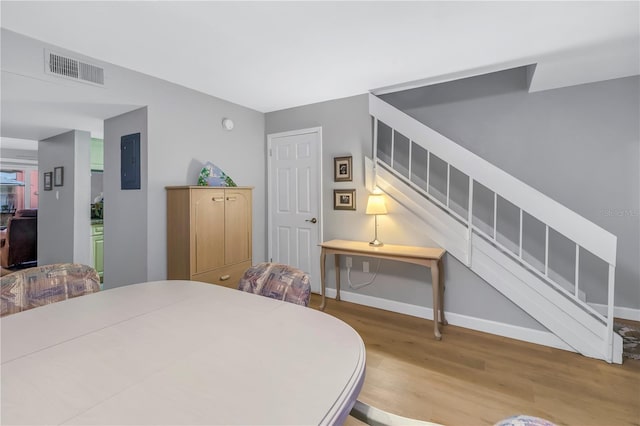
[1,263,100,317]
[494,415,556,426]
[237,262,311,307]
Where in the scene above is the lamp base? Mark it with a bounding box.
[369,239,384,247]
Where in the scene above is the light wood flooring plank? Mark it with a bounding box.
[311,295,640,426]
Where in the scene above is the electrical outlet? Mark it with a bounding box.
[346,257,353,268]
[363,261,369,273]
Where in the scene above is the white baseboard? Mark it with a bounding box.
[324,288,575,353]
[588,303,640,322]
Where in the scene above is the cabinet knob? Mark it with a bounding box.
[226,197,237,201]
[212,197,224,202]
[219,274,231,281]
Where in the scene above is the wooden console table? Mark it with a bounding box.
[320,239,447,340]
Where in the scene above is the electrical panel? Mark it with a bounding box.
[120,133,141,190]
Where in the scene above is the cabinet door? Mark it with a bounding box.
[224,189,252,265]
[94,236,104,278]
[90,138,104,171]
[192,189,225,273]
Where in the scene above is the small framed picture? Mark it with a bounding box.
[54,166,64,187]
[334,189,356,210]
[44,172,53,191]
[334,156,352,182]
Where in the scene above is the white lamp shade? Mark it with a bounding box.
[365,194,387,215]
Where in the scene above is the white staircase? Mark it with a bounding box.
[369,94,622,363]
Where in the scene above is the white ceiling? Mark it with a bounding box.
[1,1,639,138]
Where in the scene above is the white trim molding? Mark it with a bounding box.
[322,288,576,352]
[589,303,640,322]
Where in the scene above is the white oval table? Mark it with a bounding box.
[1,280,366,425]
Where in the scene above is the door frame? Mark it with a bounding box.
[266,126,323,275]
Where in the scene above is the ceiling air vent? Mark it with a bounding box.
[45,50,104,86]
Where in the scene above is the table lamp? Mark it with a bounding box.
[365,193,387,246]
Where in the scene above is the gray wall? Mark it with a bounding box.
[103,108,147,288]
[382,69,640,310]
[0,148,37,163]
[144,80,266,282]
[266,95,373,244]
[73,134,91,265]
[266,94,545,329]
[266,72,640,326]
[38,130,91,266]
[3,30,267,286]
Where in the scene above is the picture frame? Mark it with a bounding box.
[44,172,53,191]
[334,156,352,182]
[334,189,356,210]
[54,166,64,187]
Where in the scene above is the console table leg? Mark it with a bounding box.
[335,254,341,301]
[319,250,327,311]
[439,257,448,326]
[430,261,442,340]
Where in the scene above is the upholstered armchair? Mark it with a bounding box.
[238,262,311,307]
[0,209,37,269]
[0,263,100,317]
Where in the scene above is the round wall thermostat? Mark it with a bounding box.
[222,118,234,131]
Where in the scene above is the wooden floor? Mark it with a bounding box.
[309,295,640,426]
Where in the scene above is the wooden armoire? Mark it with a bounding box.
[166,186,252,287]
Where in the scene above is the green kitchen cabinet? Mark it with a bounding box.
[90,138,104,171]
[91,223,104,286]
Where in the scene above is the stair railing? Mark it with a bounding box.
[369,94,618,362]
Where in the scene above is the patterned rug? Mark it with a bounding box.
[614,322,640,360]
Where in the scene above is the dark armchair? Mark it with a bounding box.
[0,209,37,269]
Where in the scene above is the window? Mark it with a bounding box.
[0,168,38,226]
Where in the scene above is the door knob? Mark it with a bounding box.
[305,217,317,224]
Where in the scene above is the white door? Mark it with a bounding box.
[268,127,322,293]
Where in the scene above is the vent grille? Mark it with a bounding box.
[49,53,79,78]
[79,61,104,85]
[46,50,104,86]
